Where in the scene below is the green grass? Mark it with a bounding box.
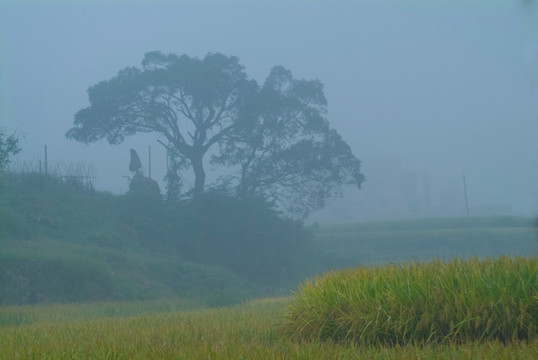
[316,216,534,233]
[1,295,537,359]
[0,297,202,327]
[0,237,262,306]
[286,256,537,345]
[0,173,296,306]
[310,217,538,270]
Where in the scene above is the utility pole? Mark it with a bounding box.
[463,174,470,216]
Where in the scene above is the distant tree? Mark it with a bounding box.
[0,128,21,172]
[66,52,364,215]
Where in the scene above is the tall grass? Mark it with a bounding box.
[1,296,536,359]
[4,159,96,194]
[286,256,537,345]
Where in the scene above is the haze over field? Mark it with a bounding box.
[1,0,537,221]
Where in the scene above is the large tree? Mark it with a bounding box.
[67,52,364,214]
[67,51,255,198]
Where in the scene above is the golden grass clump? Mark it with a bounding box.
[286,256,537,345]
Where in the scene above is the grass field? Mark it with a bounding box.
[310,216,537,270]
[1,257,536,359]
[1,297,537,359]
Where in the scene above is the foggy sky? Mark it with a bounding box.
[1,0,537,221]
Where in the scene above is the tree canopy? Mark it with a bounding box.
[66,51,364,216]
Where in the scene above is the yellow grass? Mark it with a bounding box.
[287,256,538,345]
[1,295,537,359]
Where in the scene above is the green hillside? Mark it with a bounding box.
[0,172,303,305]
[1,171,536,306]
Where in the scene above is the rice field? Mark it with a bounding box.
[1,256,537,359]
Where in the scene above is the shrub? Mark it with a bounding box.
[286,256,537,345]
[177,192,310,281]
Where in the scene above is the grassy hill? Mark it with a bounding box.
[1,171,536,306]
[0,173,280,306]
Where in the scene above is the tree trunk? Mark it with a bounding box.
[192,153,205,199]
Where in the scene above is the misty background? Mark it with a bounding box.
[1,0,537,222]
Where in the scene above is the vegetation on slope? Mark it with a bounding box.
[0,172,309,305]
[1,169,536,306]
